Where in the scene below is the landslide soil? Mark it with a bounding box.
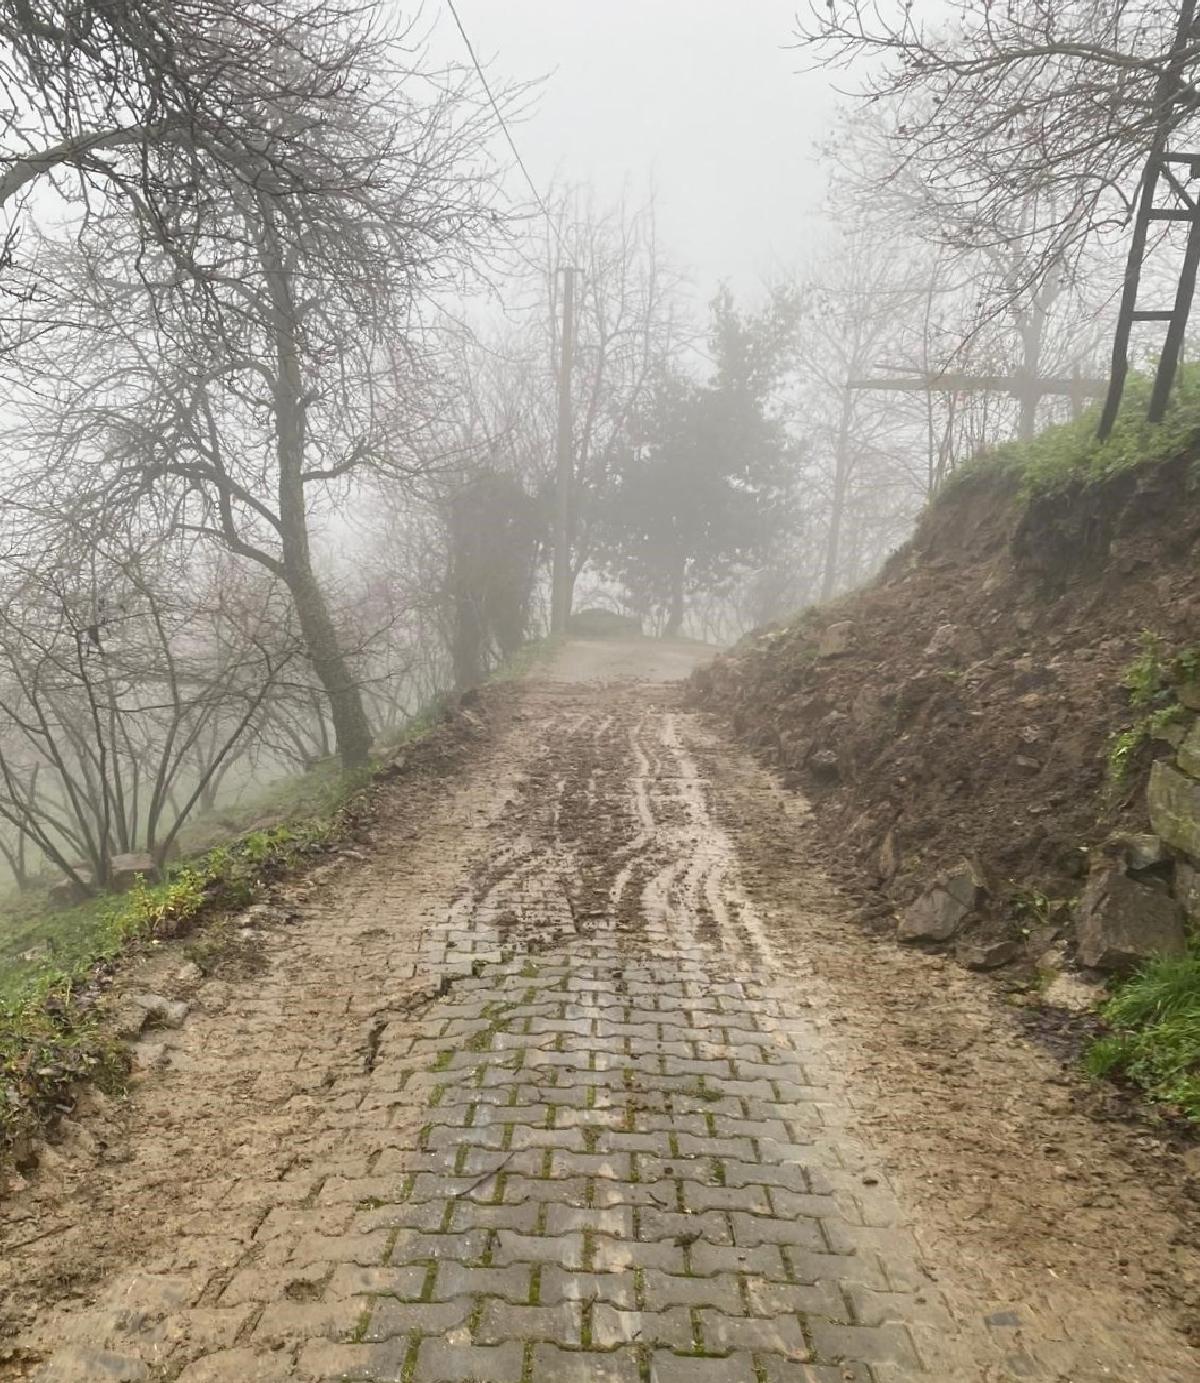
[694,456,1200,961]
[0,640,1198,1380]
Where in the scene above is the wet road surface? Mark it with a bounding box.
[3,641,1197,1382]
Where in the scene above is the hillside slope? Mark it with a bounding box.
[695,449,1200,981]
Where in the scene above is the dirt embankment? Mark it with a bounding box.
[694,454,1200,976]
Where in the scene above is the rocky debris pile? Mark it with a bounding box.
[695,454,1200,985]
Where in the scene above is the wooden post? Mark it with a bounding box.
[551,266,576,635]
[1099,0,1198,438]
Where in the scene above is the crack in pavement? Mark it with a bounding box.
[1,641,1197,1382]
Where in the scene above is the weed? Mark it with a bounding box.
[1104,634,1191,785]
[1084,951,1200,1121]
[685,1078,723,1104]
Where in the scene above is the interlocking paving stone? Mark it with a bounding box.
[23,678,1189,1383]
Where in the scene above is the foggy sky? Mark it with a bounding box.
[430,1,842,300]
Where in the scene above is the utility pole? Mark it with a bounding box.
[551,266,576,634]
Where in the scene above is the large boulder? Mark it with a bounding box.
[1102,831,1166,873]
[923,622,982,664]
[1178,720,1200,778]
[47,874,92,911]
[1075,867,1186,972]
[817,621,854,658]
[897,859,986,943]
[1175,861,1200,925]
[110,852,159,892]
[1148,760,1200,861]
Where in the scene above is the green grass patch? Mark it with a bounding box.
[944,363,1200,497]
[1085,951,1200,1120]
[0,818,338,1163]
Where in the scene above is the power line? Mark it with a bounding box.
[444,0,557,238]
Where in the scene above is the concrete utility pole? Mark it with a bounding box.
[551,266,576,634]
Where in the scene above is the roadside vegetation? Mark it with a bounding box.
[1087,953,1200,1123]
[0,766,359,1165]
[0,628,563,1165]
[942,367,1200,500]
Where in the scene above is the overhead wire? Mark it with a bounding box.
[444,0,561,262]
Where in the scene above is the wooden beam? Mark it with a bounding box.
[848,374,1107,397]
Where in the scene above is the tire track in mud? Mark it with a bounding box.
[1,645,1197,1382]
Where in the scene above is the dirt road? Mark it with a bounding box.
[2,640,1199,1382]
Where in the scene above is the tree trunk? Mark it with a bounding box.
[284,548,373,770]
[664,558,686,638]
[821,383,854,602]
[260,202,373,770]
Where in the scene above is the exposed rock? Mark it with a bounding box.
[1042,972,1106,1014]
[115,992,190,1038]
[809,748,840,779]
[1075,866,1187,972]
[458,708,486,737]
[1155,716,1189,749]
[897,859,987,943]
[1014,754,1041,774]
[1175,861,1200,925]
[778,730,812,769]
[959,938,1021,970]
[1176,677,1200,712]
[176,961,205,986]
[1102,831,1167,873]
[1148,760,1200,861]
[130,1041,169,1072]
[243,902,299,927]
[1178,720,1200,777]
[109,852,159,892]
[47,875,92,911]
[877,829,900,884]
[923,622,982,663]
[816,621,854,658]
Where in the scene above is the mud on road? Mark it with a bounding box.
[1,639,1198,1382]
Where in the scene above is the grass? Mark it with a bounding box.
[1085,951,1200,1121]
[0,771,365,1005]
[0,818,338,1161]
[944,362,1200,498]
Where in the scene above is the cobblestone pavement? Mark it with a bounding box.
[6,645,1199,1382]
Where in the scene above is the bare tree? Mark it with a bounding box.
[4,11,511,767]
[795,2,1200,285]
[0,529,298,894]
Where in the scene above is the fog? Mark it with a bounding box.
[0,0,1185,912]
[426,0,842,298]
